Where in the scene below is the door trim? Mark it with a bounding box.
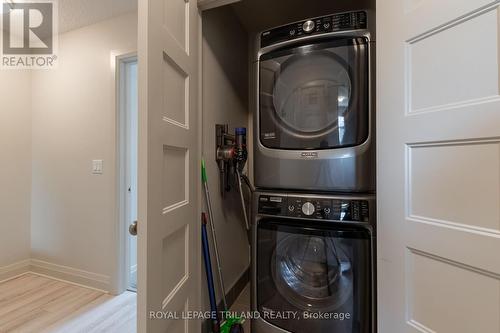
[111,51,138,296]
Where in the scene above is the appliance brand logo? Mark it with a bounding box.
[263,132,276,139]
[1,0,58,69]
[300,152,319,159]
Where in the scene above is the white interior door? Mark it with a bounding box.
[137,0,200,332]
[377,1,500,332]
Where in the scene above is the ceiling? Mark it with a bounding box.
[231,0,375,34]
[58,0,137,33]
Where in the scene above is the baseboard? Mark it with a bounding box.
[29,259,110,292]
[222,267,250,312]
[0,259,31,283]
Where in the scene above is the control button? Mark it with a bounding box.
[323,22,331,29]
[302,20,315,33]
[323,207,331,215]
[289,29,296,36]
[302,202,315,216]
[288,205,295,212]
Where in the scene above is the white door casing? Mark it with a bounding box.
[137,0,200,332]
[126,60,139,290]
[377,1,500,332]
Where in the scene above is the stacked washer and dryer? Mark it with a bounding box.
[251,10,376,333]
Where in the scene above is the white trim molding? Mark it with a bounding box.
[114,52,138,296]
[0,259,31,283]
[30,259,111,292]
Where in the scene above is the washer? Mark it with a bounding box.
[251,190,376,333]
[254,10,375,192]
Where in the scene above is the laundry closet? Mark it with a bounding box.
[0,0,497,332]
[199,1,376,332]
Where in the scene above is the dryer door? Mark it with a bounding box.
[257,218,373,333]
[259,37,369,150]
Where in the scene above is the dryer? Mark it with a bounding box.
[254,10,375,192]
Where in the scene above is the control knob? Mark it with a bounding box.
[302,20,315,33]
[301,202,315,216]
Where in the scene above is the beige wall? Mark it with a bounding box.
[30,13,137,290]
[0,70,32,274]
[202,6,250,306]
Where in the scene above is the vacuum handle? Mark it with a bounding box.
[234,127,247,172]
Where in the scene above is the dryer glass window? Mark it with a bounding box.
[257,219,372,333]
[274,53,351,134]
[259,37,369,150]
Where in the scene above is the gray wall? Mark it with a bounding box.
[202,6,250,308]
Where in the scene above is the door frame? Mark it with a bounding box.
[112,51,138,295]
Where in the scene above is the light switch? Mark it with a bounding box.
[92,160,103,174]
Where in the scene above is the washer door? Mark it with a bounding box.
[272,234,353,312]
[259,37,369,150]
[257,219,372,333]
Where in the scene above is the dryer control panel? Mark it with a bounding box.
[258,194,370,223]
[260,11,367,48]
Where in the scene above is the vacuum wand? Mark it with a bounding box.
[236,169,250,231]
[234,127,250,231]
[202,159,228,311]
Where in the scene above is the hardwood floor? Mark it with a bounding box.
[0,273,136,333]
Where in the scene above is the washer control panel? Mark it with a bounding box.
[257,195,288,216]
[260,10,367,48]
[258,194,370,222]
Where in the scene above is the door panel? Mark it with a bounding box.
[408,141,500,232]
[403,0,497,39]
[377,1,500,332]
[162,57,190,127]
[138,0,200,332]
[408,8,498,113]
[164,0,189,52]
[407,249,500,333]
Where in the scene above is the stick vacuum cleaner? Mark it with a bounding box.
[202,158,244,333]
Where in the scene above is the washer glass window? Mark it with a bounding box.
[259,37,369,150]
[257,219,372,333]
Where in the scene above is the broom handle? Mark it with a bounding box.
[202,214,221,332]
